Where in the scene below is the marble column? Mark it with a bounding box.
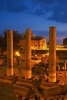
[25,29,32,78]
[49,27,56,82]
[7,30,13,76]
[64,62,66,71]
[58,65,60,71]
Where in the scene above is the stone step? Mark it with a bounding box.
[0,82,18,100]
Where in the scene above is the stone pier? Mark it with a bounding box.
[49,27,56,82]
[25,29,32,79]
[7,30,13,76]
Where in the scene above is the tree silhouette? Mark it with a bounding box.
[2,30,22,55]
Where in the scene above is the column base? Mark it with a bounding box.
[49,72,56,82]
[7,68,13,76]
[7,68,18,76]
[25,70,32,79]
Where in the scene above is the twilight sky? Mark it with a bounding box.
[0,0,67,44]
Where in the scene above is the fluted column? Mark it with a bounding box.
[7,30,13,76]
[49,27,56,82]
[25,29,32,78]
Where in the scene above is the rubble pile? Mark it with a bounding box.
[0,75,67,100]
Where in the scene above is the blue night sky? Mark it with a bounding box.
[0,0,67,44]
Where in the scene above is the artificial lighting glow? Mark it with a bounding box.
[45,53,49,55]
[15,51,20,56]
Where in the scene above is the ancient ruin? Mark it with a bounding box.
[0,27,67,100]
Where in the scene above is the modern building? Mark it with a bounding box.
[19,33,67,61]
[19,34,47,50]
[63,38,67,45]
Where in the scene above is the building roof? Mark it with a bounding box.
[31,36,45,40]
[22,35,45,40]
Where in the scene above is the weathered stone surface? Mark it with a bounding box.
[0,75,18,84]
[40,81,67,97]
[0,82,18,100]
[0,76,18,100]
[0,75,67,99]
[13,77,41,98]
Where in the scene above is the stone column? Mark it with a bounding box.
[7,30,13,76]
[49,27,56,82]
[58,65,60,71]
[25,29,32,79]
[64,62,66,71]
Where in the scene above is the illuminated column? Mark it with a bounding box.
[58,65,60,71]
[64,62,66,71]
[25,29,32,79]
[49,27,56,82]
[7,30,13,76]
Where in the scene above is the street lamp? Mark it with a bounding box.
[15,51,20,65]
